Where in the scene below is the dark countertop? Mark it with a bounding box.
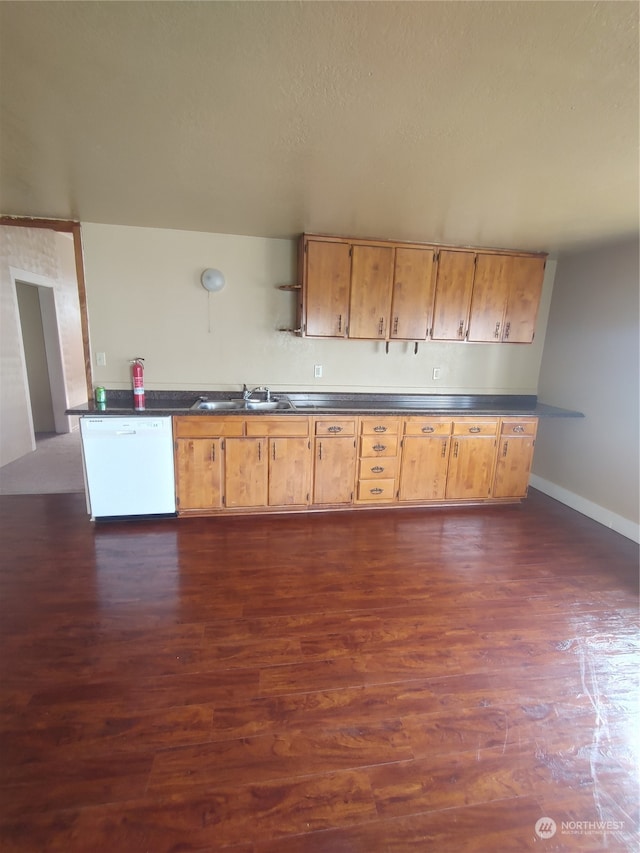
[67,391,584,419]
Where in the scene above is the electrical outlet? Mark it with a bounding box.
[432,367,441,380]
[96,351,106,367]
[314,364,323,379]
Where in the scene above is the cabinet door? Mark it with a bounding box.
[431,251,476,340]
[175,438,222,510]
[313,436,356,505]
[446,437,496,499]
[348,245,395,339]
[268,438,311,506]
[224,438,268,508]
[398,436,450,501]
[503,256,545,343]
[390,247,436,340]
[467,254,510,342]
[493,437,535,498]
[304,240,351,337]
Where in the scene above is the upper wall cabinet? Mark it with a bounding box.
[467,254,546,343]
[298,234,546,344]
[303,238,352,337]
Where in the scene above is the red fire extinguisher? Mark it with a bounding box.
[131,357,145,411]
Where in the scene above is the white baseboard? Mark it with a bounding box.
[529,475,640,544]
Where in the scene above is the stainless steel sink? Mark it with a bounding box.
[191,396,294,412]
[245,399,293,411]
[191,399,246,411]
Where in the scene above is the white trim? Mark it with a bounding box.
[529,475,640,543]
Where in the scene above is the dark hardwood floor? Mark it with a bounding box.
[0,490,637,852]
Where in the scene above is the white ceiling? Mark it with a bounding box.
[0,1,638,253]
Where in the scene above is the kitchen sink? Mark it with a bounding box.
[191,396,294,412]
[191,399,246,411]
[245,399,293,411]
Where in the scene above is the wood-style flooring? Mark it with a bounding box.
[0,490,638,852]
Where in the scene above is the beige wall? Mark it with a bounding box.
[0,226,86,466]
[81,223,555,395]
[533,235,639,539]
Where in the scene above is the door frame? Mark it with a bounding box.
[0,217,93,400]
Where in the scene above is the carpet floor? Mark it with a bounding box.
[0,431,85,495]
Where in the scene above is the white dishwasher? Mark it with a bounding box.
[80,416,176,519]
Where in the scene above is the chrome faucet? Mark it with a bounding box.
[243,385,271,402]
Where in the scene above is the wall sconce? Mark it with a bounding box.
[200,268,226,292]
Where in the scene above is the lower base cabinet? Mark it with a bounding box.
[312,418,357,505]
[493,418,538,498]
[175,437,222,510]
[173,414,538,515]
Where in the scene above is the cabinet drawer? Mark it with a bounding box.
[500,418,537,436]
[315,419,356,436]
[360,435,398,457]
[452,419,498,436]
[359,417,400,435]
[358,458,398,480]
[246,417,309,437]
[357,478,396,501]
[403,418,452,436]
[174,416,244,438]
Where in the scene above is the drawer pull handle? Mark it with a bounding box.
[422,426,435,433]
[441,441,447,458]
[494,321,501,339]
[393,316,399,335]
[370,487,383,495]
[453,441,459,458]
[257,442,262,461]
[513,425,525,433]
[373,426,387,433]
[469,426,481,433]
[378,317,384,336]
[503,441,509,457]
[337,314,342,333]
[373,444,386,451]
[504,321,511,339]
[371,466,384,473]
[328,425,343,433]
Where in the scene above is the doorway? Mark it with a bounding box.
[15,278,67,437]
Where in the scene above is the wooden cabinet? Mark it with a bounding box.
[303,238,351,337]
[390,247,437,340]
[174,416,311,512]
[224,438,268,508]
[493,418,538,498]
[174,416,243,512]
[312,418,356,505]
[348,245,395,339]
[268,437,311,506]
[299,234,546,346]
[356,418,400,503]
[398,418,452,502]
[174,413,538,516]
[430,250,476,341]
[503,256,546,343]
[445,419,498,500]
[175,437,222,510]
[467,254,545,343]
